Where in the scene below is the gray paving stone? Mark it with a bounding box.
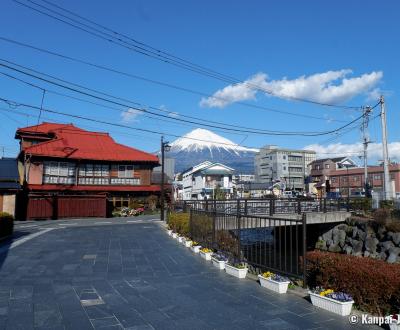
[0,218,380,330]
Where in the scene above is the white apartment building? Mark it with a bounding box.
[182,161,234,200]
[255,145,316,191]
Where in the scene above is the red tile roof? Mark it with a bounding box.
[18,122,159,163]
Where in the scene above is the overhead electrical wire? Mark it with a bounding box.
[13,0,362,110]
[0,59,365,136]
[0,59,327,135]
[0,104,378,156]
[0,37,349,123]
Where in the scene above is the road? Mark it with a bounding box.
[0,216,379,329]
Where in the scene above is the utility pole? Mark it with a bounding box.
[160,136,165,222]
[380,96,391,200]
[362,106,371,197]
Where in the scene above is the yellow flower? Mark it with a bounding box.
[320,289,334,296]
[262,271,274,278]
[200,248,212,253]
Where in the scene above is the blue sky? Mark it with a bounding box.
[0,0,399,163]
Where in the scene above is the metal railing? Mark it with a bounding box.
[173,197,370,215]
[189,208,307,281]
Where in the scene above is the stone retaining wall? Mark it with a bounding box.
[315,219,400,263]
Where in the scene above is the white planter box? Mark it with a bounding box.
[177,236,183,243]
[171,232,178,239]
[258,275,290,294]
[191,245,201,253]
[199,251,212,261]
[309,292,354,316]
[211,258,225,270]
[184,240,192,248]
[389,323,400,330]
[167,229,173,236]
[225,264,248,279]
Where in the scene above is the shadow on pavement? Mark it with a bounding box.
[0,229,34,271]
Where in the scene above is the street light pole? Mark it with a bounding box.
[346,165,350,211]
[160,136,171,222]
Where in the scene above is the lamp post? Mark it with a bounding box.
[346,165,350,211]
[160,136,171,222]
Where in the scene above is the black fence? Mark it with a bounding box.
[189,208,307,281]
[174,197,370,215]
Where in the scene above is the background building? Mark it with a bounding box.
[182,161,234,200]
[0,157,21,217]
[254,145,316,191]
[15,122,161,219]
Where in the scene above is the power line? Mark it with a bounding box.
[13,0,362,110]
[0,97,260,148]
[0,59,364,136]
[0,36,349,123]
[0,104,379,157]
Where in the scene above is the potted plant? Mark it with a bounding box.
[309,287,354,316]
[167,227,173,236]
[258,271,291,294]
[184,238,193,248]
[191,242,201,253]
[177,234,184,243]
[389,314,400,330]
[199,248,213,261]
[225,260,248,279]
[211,253,228,270]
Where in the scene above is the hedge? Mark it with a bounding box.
[0,212,14,239]
[306,251,400,315]
[167,212,189,236]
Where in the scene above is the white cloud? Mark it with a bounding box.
[120,108,142,123]
[168,112,179,118]
[304,142,400,163]
[200,73,267,108]
[200,70,383,108]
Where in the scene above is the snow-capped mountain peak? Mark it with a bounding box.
[169,128,259,155]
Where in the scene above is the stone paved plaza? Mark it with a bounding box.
[0,218,379,329]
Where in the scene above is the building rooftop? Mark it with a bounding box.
[16,123,159,163]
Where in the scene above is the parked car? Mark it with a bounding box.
[282,191,294,198]
[326,192,341,199]
[350,191,365,198]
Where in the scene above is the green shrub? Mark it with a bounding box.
[167,212,189,236]
[0,212,14,239]
[146,195,158,211]
[380,200,394,209]
[349,198,372,213]
[306,251,400,315]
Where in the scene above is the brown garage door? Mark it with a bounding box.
[27,195,107,219]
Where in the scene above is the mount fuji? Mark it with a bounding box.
[168,128,259,174]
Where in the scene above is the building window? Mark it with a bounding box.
[325,164,330,169]
[353,176,359,182]
[374,174,381,180]
[43,161,76,184]
[390,174,395,180]
[283,155,286,160]
[288,155,302,162]
[331,177,337,183]
[315,165,320,170]
[79,164,110,185]
[118,165,134,178]
[283,166,286,170]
